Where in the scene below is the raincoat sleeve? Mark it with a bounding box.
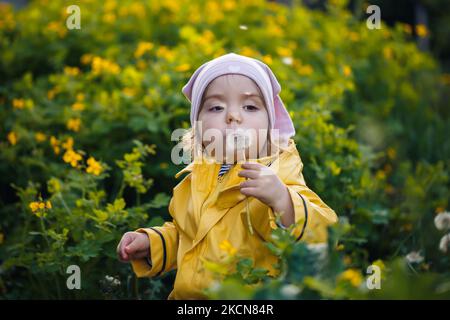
[269,184,338,243]
[257,166,338,244]
[130,197,179,278]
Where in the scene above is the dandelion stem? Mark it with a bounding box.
[243,149,253,235]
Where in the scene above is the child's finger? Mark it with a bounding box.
[125,236,144,254]
[240,187,258,197]
[239,180,258,189]
[238,169,260,180]
[241,162,263,170]
[117,243,129,262]
[119,235,134,257]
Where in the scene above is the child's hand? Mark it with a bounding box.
[238,162,294,225]
[117,231,150,262]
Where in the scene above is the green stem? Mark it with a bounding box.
[117,181,125,199]
[39,217,62,299]
[136,191,141,206]
[134,275,140,300]
[58,193,72,215]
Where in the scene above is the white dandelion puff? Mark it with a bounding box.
[434,211,450,231]
[282,57,293,65]
[405,251,424,264]
[439,233,450,254]
[280,284,300,298]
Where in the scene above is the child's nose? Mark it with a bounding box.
[226,110,242,124]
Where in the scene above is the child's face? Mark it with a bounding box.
[197,74,270,162]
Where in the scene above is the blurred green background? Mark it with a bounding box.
[0,0,449,299]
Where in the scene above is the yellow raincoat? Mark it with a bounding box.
[130,139,338,299]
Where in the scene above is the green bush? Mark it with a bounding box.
[0,0,448,299]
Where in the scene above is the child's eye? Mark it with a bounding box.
[243,105,259,111]
[209,106,224,112]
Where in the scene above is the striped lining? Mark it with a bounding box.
[218,160,275,178]
[218,164,233,177]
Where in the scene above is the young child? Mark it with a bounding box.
[117,53,338,299]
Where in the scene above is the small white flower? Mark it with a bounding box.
[282,57,293,65]
[239,25,248,30]
[434,211,450,231]
[439,233,450,254]
[105,275,114,282]
[306,243,328,262]
[405,251,424,264]
[112,278,121,286]
[280,284,300,298]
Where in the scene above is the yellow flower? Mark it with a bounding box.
[67,118,81,132]
[349,32,360,42]
[297,65,314,76]
[372,259,385,272]
[12,98,25,109]
[219,240,237,256]
[262,55,273,66]
[7,131,17,145]
[134,41,154,58]
[383,47,393,60]
[81,54,93,65]
[122,87,136,97]
[343,65,352,77]
[50,136,61,155]
[64,66,80,76]
[276,47,292,57]
[175,63,191,72]
[47,89,58,100]
[71,102,85,111]
[416,24,428,38]
[63,149,82,167]
[86,157,103,176]
[103,13,116,24]
[35,132,47,142]
[76,93,85,101]
[29,202,40,212]
[339,268,362,287]
[29,200,52,216]
[91,56,121,75]
[239,47,258,58]
[45,21,67,38]
[403,23,412,35]
[159,73,171,87]
[62,137,74,150]
[156,46,175,62]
